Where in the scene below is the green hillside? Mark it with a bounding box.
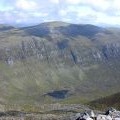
[0,21,120,105]
[88,92,120,110]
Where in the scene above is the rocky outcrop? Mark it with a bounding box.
[1,38,120,67]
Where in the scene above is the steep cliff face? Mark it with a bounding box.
[0,22,120,104]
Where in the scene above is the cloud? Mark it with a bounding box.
[112,0,120,10]
[59,9,68,16]
[65,0,82,4]
[32,12,48,17]
[65,0,110,11]
[15,0,39,11]
[50,0,59,4]
[0,0,120,26]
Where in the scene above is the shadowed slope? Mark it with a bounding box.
[88,92,120,110]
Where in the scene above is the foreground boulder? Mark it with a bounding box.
[76,108,120,120]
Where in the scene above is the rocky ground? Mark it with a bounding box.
[0,104,93,120]
[0,104,120,120]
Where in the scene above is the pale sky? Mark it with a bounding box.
[0,0,120,26]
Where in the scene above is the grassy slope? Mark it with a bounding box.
[88,92,120,110]
[0,58,120,105]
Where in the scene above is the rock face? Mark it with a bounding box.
[1,22,120,65]
[0,21,120,104]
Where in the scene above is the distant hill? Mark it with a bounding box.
[88,92,120,110]
[22,21,104,38]
[0,24,14,31]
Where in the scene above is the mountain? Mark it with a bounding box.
[0,24,14,31]
[0,21,120,105]
[88,92,120,110]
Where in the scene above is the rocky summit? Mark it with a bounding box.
[0,21,120,105]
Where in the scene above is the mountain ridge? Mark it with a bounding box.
[0,21,120,105]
